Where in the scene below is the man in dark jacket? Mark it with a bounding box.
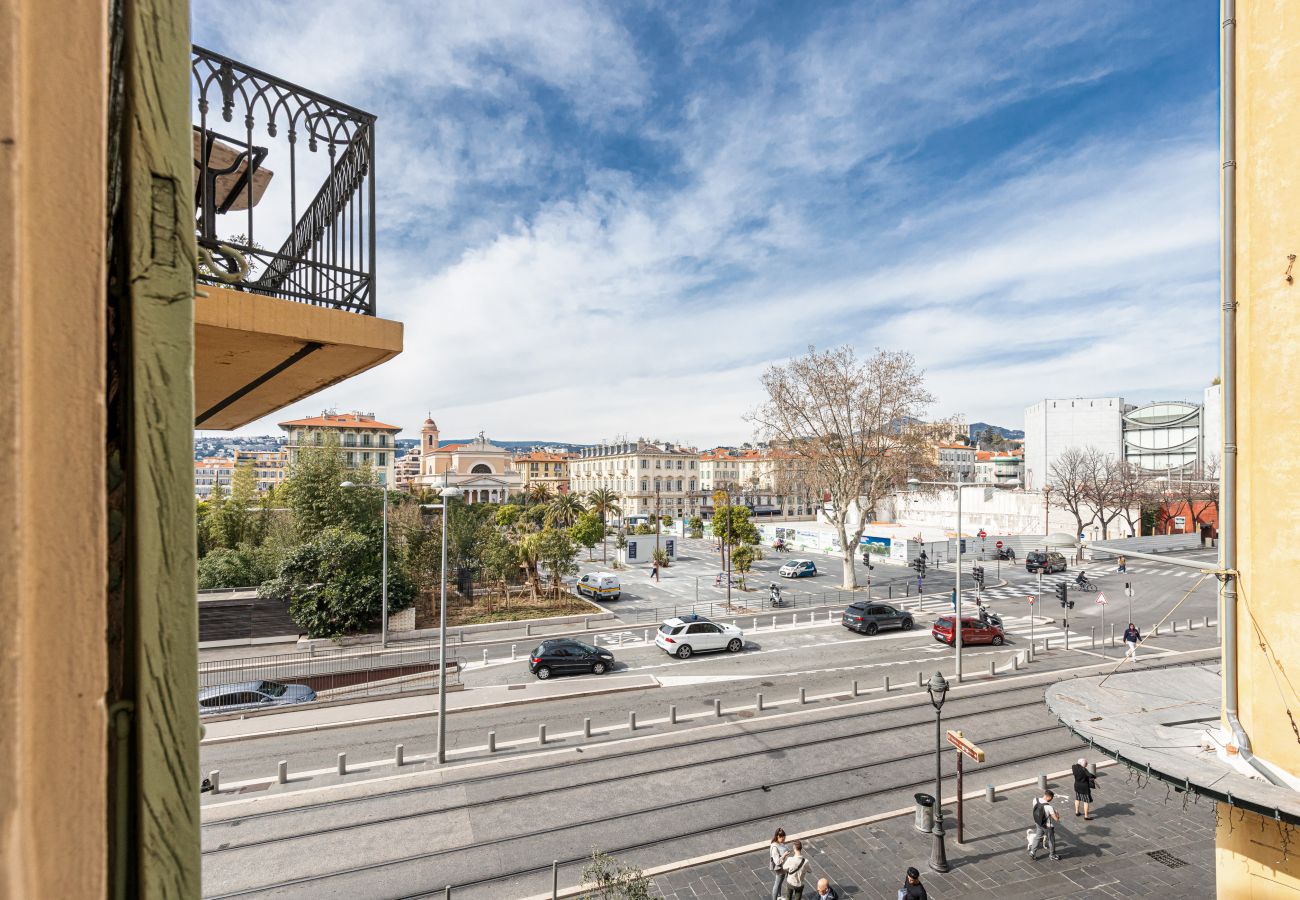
[898,867,928,899]
[1071,757,1097,820]
[1123,623,1142,662]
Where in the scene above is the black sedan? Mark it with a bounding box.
[528,639,615,680]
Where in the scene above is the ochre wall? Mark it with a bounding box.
[1217,808,1300,898]
[0,0,110,895]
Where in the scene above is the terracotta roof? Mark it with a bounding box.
[515,451,574,462]
[976,451,993,461]
[279,413,402,431]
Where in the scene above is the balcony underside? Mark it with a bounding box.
[194,285,402,430]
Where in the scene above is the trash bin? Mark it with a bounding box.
[914,792,935,833]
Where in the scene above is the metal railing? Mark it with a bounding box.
[199,641,461,713]
[192,46,377,314]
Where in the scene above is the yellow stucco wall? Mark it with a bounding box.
[1230,0,1300,775]
[1220,3,1300,896]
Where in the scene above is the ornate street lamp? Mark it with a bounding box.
[926,670,951,873]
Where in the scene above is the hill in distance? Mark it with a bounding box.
[968,422,1024,441]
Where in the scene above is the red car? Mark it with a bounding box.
[932,616,1005,646]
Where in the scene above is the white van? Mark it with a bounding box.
[575,572,621,601]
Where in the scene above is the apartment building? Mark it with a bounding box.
[570,440,701,519]
[515,450,575,494]
[934,443,976,481]
[233,448,287,493]
[194,457,234,499]
[393,446,423,491]
[699,448,818,518]
[279,410,401,485]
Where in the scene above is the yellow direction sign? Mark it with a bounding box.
[945,729,986,762]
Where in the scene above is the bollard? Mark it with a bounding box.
[757,692,764,712]
[1037,773,1047,792]
[1186,617,1192,632]
[771,616,777,630]
[1064,629,1069,650]
[1044,637,1050,652]
[488,731,497,753]
[277,760,288,785]
[208,770,220,794]
[670,705,678,724]
[792,613,797,626]
[1172,620,1178,633]
[483,649,489,665]
[1110,623,1115,647]
[539,724,547,745]
[445,886,452,900]
[643,629,648,644]
[1012,654,1020,671]
[988,660,995,677]
[628,711,637,731]
[337,753,347,776]
[526,622,533,636]
[395,744,404,767]
[1090,627,1095,649]
[852,679,859,697]
[752,618,758,630]
[883,675,891,692]
[618,632,623,646]
[1203,615,1209,629]
[583,718,591,739]
[985,784,996,804]
[584,617,590,630]
[799,687,807,704]
[1088,761,1097,776]
[552,860,559,899]
[714,698,722,717]
[917,671,924,688]
[511,643,517,661]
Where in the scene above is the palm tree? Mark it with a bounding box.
[586,488,622,562]
[526,483,554,506]
[545,492,585,529]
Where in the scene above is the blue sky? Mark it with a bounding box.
[195,1,1220,445]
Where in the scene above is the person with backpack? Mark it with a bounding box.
[1028,789,1061,860]
[781,840,811,899]
[768,828,791,900]
[897,866,928,899]
[1072,757,1098,820]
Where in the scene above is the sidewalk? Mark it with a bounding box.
[200,674,658,743]
[651,771,1214,900]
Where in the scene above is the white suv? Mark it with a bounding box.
[654,617,745,659]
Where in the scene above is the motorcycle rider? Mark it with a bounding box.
[769,582,782,607]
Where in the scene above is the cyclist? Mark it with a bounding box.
[1075,569,1089,588]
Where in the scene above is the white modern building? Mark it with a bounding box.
[1121,401,1203,473]
[1023,398,1125,490]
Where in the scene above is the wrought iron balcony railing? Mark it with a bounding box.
[192,46,377,315]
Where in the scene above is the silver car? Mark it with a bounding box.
[198,679,316,715]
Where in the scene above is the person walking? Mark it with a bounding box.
[813,877,839,900]
[1123,623,1142,662]
[768,828,791,900]
[1028,789,1061,860]
[650,560,660,582]
[781,840,810,899]
[1117,554,1127,574]
[1072,757,1098,820]
[897,867,928,899]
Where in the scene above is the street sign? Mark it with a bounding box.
[996,540,1003,549]
[978,530,987,539]
[946,729,986,762]
[1027,594,1036,605]
[1096,593,1108,605]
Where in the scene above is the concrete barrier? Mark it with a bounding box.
[1037,773,1047,791]
[985,785,996,803]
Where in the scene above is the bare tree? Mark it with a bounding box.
[1175,455,1220,536]
[749,346,937,588]
[1081,450,1129,539]
[1046,447,1095,538]
[1112,461,1154,538]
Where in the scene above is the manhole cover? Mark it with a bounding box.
[1147,850,1189,869]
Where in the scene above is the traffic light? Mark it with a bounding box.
[1056,582,1069,607]
[973,565,985,587]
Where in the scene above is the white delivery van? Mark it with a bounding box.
[575,572,621,601]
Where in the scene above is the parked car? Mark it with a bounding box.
[198,679,316,715]
[655,617,745,659]
[575,571,621,601]
[778,559,818,578]
[841,602,914,636]
[931,616,1005,646]
[1025,550,1067,574]
[528,639,615,680]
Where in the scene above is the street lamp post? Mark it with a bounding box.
[926,671,951,873]
[433,484,463,764]
[342,479,390,648]
[909,475,966,681]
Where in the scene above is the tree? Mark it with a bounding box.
[525,482,554,506]
[1046,447,1094,538]
[1081,449,1126,539]
[579,849,659,900]
[261,526,415,639]
[687,515,704,539]
[651,546,670,568]
[585,488,622,562]
[536,527,578,586]
[712,505,759,549]
[546,492,586,529]
[571,511,605,560]
[1112,461,1155,537]
[731,543,757,589]
[1175,455,1220,536]
[495,503,523,531]
[281,433,379,537]
[196,547,269,589]
[207,461,259,549]
[749,346,937,588]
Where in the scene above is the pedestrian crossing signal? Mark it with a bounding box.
[1055,583,1069,607]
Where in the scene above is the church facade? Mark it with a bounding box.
[409,416,524,504]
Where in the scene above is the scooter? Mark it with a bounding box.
[994,547,1013,561]
[768,584,784,607]
[978,606,1004,629]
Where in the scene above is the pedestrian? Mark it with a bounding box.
[768,828,791,900]
[1072,757,1098,820]
[1117,554,1127,574]
[814,877,839,900]
[898,866,928,899]
[781,839,810,899]
[1027,789,1061,860]
[650,560,660,582]
[1123,622,1142,662]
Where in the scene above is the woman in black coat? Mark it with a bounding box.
[1072,758,1097,820]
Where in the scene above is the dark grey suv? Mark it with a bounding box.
[842,602,914,636]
